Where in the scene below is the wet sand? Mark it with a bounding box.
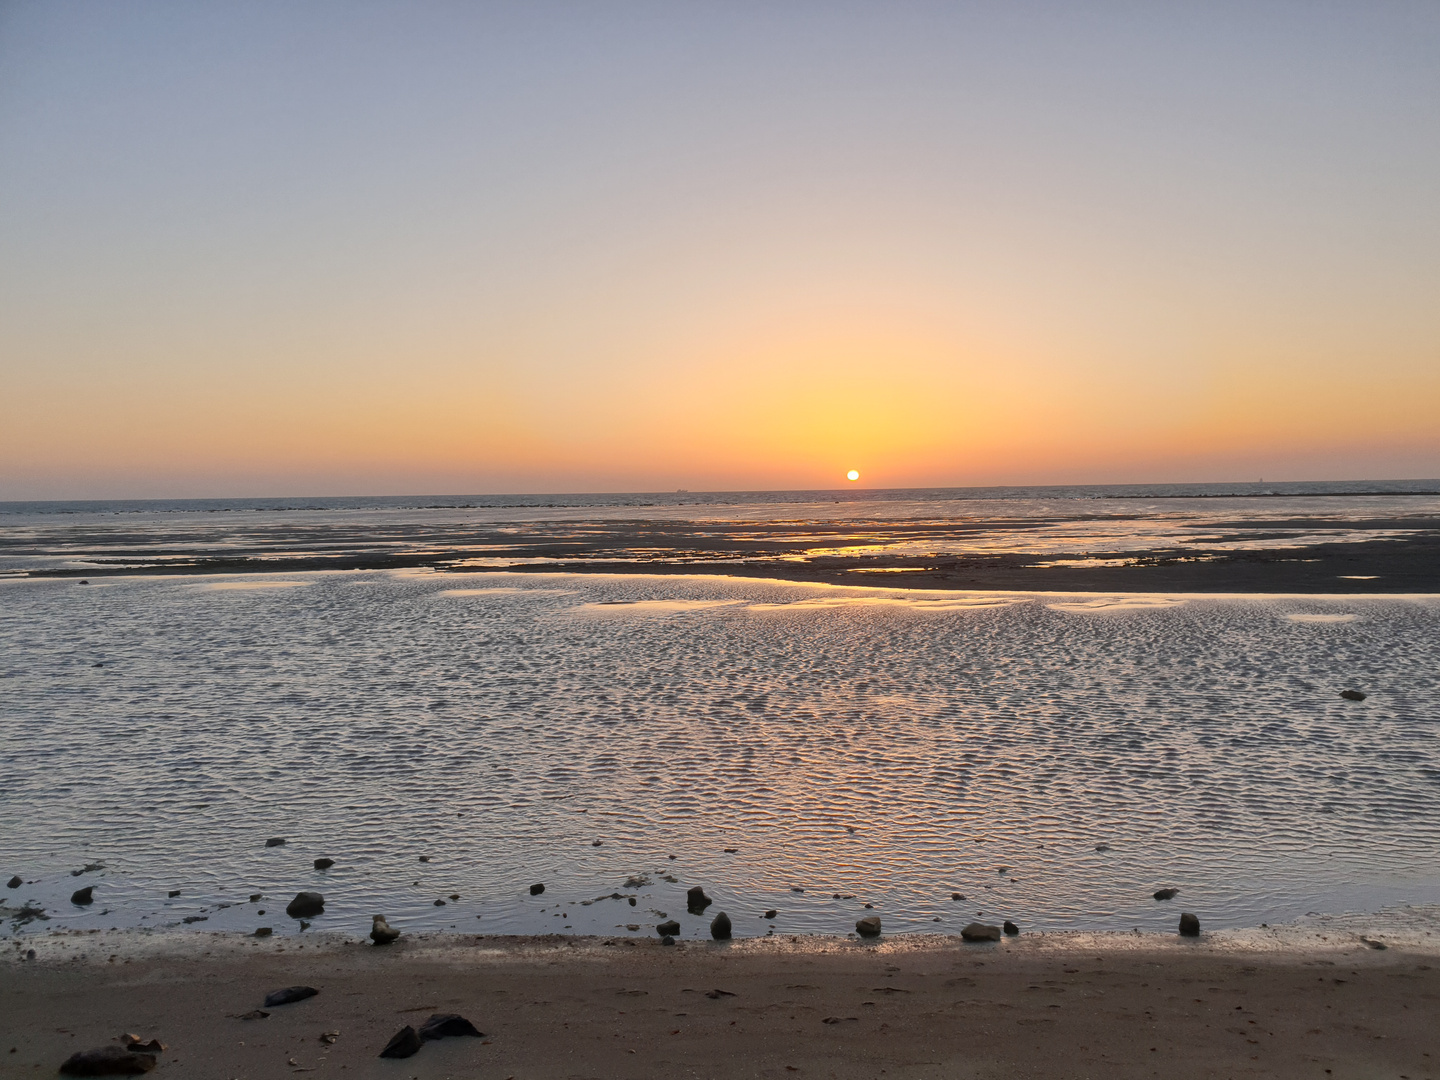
[4,926,1437,1078]
[14,517,1440,593]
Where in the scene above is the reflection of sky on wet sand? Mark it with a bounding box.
[4,571,1436,943]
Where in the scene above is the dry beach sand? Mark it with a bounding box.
[3,912,1438,1079]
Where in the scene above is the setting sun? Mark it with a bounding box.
[847,470,860,482]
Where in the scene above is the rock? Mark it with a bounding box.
[119,1036,165,1053]
[313,858,334,870]
[1179,912,1201,937]
[265,837,286,847]
[79,580,89,585]
[661,935,675,946]
[951,893,964,901]
[379,1025,422,1058]
[764,909,778,919]
[238,1009,269,1020]
[855,916,882,937]
[626,923,640,931]
[6,875,21,888]
[686,886,712,913]
[623,875,650,888]
[1095,843,1111,852]
[254,927,272,937]
[73,863,104,876]
[181,915,207,924]
[71,886,94,905]
[167,890,181,898]
[629,897,637,906]
[285,891,324,918]
[529,883,544,895]
[433,899,446,906]
[371,915,401,945]
[418,856,431,862]
[1003,921,1019,936]
[592,839,602,846]
[1340,690,1366,701]
[249,894,263,902]
[263,986,319,1007]
[1154,888,1179,900]
[711,911,732,939]
[58,1046,157,1075]
[961,922,1002,942]
[657,920,681,936]
[418,1013,483,1040]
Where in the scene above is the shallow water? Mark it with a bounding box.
[2,570,1438,942]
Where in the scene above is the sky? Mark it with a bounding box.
[1,1,1438,498]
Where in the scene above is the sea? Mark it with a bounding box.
[2,481,1438,942]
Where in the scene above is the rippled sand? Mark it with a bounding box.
[3,572,1437,941]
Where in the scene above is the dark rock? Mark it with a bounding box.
[418,856,431,862]
[705,988,736,998]
[25,948,36,959]
[72,863,104,876]
[58,1046,156,1075]
[592,839,602,846]
[724,848,738,853]
[263,985,319,1007]
[661,935,675,946]
[529,883,545,895]
[249,894,263,902]
[1179,912,1201,937]
[1095,843,1111,852]
[710,911,732,939]
[951,893,964,901]
[961,922,1002,942]
[657,920,681,936]
[167,890,181,898]
[313,858,334,870]
[238,1009,269,1020]
[1340,690,1366,701]
[257,910,265,915]
[371,915,400,945]
[71,886,94,905]
[78,580,89,585]
[855,916,882,937]
[378,1025,422,1059]
[120,1037,165,1053]
[433,899,446,906]
[686,886,712,913]
[418,1013,483,1040]
[285,891,324,918]
[1003,920,1020,936]
[264,838,286,847]
[181,915,207,924]
[764,909,778,919]
[6,875,20,889]
[254,927,272,937]
[1154,888,1179,900]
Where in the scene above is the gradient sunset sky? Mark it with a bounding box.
[2,1,1437,498]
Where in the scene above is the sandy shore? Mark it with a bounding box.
[4,923,1437,1079]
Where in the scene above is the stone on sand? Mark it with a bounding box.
[418,1013,484,1040]
[263,985,319,1007]
[855,916,882,937]
[1179,912,1201,937]
[657,920,681,936]
[58,1045,156,1075]
[7,875,21,889]
[1003,920,1019,935]
[379,1025,422,1058]
[961,922,1002,942]
[285,891,324,918]
[371,915,401,944]
[711,911,732,939]
[529,883,545,895]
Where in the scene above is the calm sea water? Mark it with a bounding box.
[3,555,1438,940]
